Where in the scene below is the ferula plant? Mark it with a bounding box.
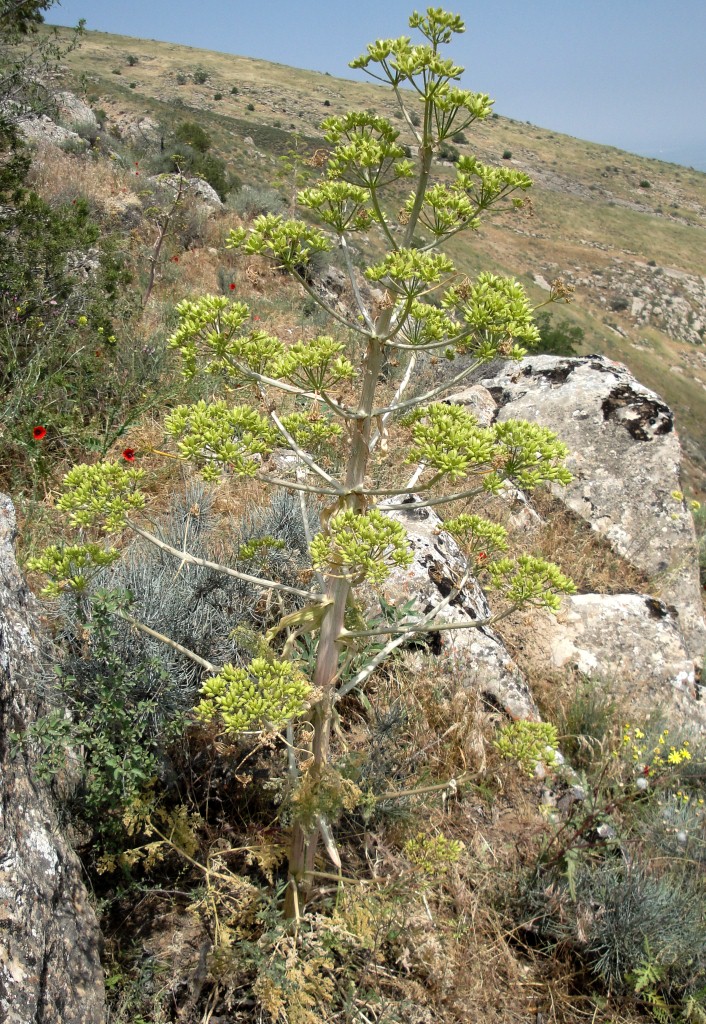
[34,7,575,919]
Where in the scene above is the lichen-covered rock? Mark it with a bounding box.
[0,494,105,1024]
[55,91,99,134]
[16,110,85,148]
[380,498,539,721]
[481,355,706,663]
[150,173,223,208]
[527,593,704,731]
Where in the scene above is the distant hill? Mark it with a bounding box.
[48,24,706,495]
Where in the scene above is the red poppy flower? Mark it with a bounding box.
[171,255,179,263]
[476,551,487,562]
[32,425,47,441]
[253,314,260,320]
[122,448,136,462]
[229,283,236,291]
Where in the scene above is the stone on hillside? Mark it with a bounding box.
[117,114,160,147]
[0,495,105,1024]
[55,92,99,134]
[16,111,84,148]
[444,384,496,427]
[150,173,222,208]
[480,355,706,663]
[379,498,539,721]
[525,594,704,731]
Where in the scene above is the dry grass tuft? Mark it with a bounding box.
[524,487,653,596]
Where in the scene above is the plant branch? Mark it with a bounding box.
[117,609,217,673]
[126,521,321,600]
[341,234,375,331]
[370,354,484,418]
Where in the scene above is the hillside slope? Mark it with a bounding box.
[49,24,706,494]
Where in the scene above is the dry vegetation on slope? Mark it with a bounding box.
[46,24,706,494]
[5,19,706,1024]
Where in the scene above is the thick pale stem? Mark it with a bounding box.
[285,336,386,916]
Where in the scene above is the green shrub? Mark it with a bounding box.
[437,141,459,162]
[246,102,255,111]
[534,311,584,357]
[174,120,212,153]
[640,179,651,188]
[502,149,512,159]
[158,124,235,200]
[213,91,223,101]
[230,85,238,95]
[175,71,187,85]
[0,129,171,490]
[25,590,185,849]
[129,82,136,89]
[126,54,138,66]
[451,130,467,143]
[193,67,208,84]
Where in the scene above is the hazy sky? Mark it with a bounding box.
[46,0,706,171]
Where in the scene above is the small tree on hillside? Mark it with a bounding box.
[33,8,575,918]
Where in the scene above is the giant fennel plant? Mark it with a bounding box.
[32,8,575,918]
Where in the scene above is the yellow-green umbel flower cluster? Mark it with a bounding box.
[298,181,373,234]
[27,543,121,596]
[442,513,509,560]
[487,555,576,612]
[443,272,540,352]
[399,300,456,347]
[57,462,146,531]
[404,182,479,239]
[279,412,343,457]
[195,657,312,735]
[404,832,465,877]
[164,400,278,481]
[167,295,285,383]
[366,248,455,299]
[322,112,414,190]
[272,336,356,392]
[310,509,413,586]
[494,721,559,776]
[167,294,251,379]
[454,156,532,212]
[407,404,572,490]
[227,214,333,273]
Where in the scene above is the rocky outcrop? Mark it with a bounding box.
[149,172,223,208]
[0,495,105,1024]
[380,498,539,721]
[481,355,706,663]
[55,92,100,135]
[536,258,706,346]
[524,594,703,730]
[14,90,99,149]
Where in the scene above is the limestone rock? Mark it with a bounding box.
[16,110,84,148]
[443,384,496,427]
[55,92,99,134]
[529,593,704,731]
[380,498,539,721]
[481,355,706,662]
[0,495,105,1024]
[149,173,222,208]
[119,114,161,147]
